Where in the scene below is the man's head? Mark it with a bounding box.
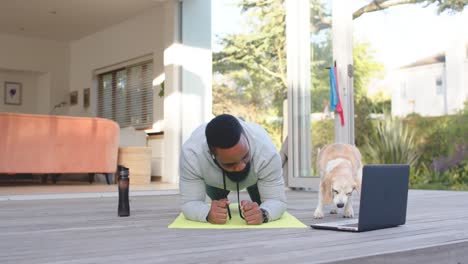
[205,114,251,180]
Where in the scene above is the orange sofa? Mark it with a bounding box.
[0,112,120,184]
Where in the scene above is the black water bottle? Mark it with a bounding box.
[118,165,130,217]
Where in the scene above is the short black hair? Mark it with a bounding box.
[205,114,244,149]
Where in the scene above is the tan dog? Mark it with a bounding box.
[313,143,362,219]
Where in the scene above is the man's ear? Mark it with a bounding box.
[209,147,216,160]
[321,176,333,204]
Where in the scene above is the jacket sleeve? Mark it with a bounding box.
[257,149,287,221]
[179,148,210,222]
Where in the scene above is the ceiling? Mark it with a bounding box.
[0,0,164,42]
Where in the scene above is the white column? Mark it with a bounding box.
[286,0,311,180]
[162,0,212,184]
[180,0,212,142]
[332,0,354,144]
[162,0,182,184]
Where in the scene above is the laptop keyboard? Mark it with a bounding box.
[324,219,357,226]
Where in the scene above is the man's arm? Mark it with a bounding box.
[179,149,210,222]
[257,150,287,221]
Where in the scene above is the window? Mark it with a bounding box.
[435,76,444,95]
[97,61,153,128]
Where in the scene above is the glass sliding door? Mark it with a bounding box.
[286,0,343,188]
[212,0,361,189]
[212,0,287,149]
[309,0,335,176]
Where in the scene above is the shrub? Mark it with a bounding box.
[354,96,375,148]
[363,114,420,167]
[411,159,468,190]
[310,119,334,174]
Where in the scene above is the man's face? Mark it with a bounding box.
[212,134,251,172]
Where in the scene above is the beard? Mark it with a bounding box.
[225,162,251,182]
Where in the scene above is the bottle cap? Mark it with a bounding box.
[117,165,129,178]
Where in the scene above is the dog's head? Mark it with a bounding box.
[320,162,358,207]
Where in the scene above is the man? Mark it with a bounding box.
[180,114,286,225]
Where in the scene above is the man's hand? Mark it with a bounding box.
[241,200,262,225]
[207,199,230,224]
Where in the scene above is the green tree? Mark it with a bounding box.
[213,0,287,146]
[213,0,286,118]
[310,29,332,113]
[353,39,385,147]
[309,0,465,33]
[213,0,465,148]
[353,0,466,19]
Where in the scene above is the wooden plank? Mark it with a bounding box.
[0,190,467,263]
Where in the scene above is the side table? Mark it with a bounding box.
[117,146,152,184]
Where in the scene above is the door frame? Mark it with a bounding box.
[286,0,355,189]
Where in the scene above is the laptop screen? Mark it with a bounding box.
[357,164,410,231]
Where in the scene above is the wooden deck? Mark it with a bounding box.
[0,189,467,264]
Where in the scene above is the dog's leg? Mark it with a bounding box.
[313,188,324,219]
[343,198,354,218]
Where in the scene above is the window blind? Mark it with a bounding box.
[97,61,153,129]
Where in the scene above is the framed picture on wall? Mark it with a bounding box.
[70,90,78,105]
[4,81,22,105]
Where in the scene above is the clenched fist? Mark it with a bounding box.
[207,199,230,224]
[241,200,262,225]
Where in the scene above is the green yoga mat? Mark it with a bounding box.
[168,203,307,229]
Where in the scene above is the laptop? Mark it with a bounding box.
[310,164,410,232]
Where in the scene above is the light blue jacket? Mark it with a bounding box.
[179,119,287,222]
